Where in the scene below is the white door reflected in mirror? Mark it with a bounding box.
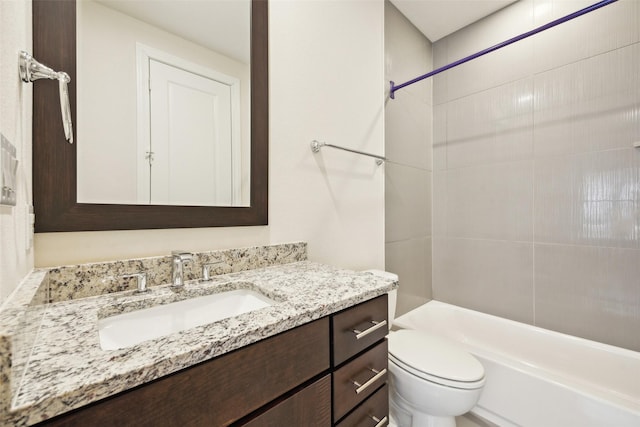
[134,48,242,206]
[146,60,235,206]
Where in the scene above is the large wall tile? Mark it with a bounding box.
[535,148,640,249]
[386,163,431,242]
[432,171,447,237]
[534,44,640,158]
[385,95,432,170]
[440,0,534,102]
[385,1,432,170]
[385,0,433,319]
[532,0,639,73]
[431,0,639,351]
[433,37,448,69]
[445,160,533,241]
[445,39,534,104]
[385,1,433,105]
[447,78,534,169]
[535,243,640,351]
[386,237,432,316]
[432,39,448,106]
[433,237,534,324]
[444,0,534,63]
[433,104,447,171]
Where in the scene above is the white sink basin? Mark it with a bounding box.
[98,289,276,350]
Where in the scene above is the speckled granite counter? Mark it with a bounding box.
[2,259,397,426]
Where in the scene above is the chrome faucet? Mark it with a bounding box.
[171,250,193,287]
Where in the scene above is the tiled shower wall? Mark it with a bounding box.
[384,1,433,316]
[433,0,640,351]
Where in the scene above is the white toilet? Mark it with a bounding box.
[366,271,485,427]
[387,328,485,427]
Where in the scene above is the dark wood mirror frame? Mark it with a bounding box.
[33,0,268,232]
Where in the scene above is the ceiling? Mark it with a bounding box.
[390,0,517,42]
[95,0,250,63]
[93,0,515,62]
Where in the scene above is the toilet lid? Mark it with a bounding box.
[388,330,485,387]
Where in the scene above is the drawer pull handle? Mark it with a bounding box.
[352,368,387,394]
[352,320,387,340]
[370,415,389,427]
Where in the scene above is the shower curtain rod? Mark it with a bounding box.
[389,0,618,99]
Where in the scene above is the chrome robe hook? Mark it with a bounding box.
[19,51,73,143]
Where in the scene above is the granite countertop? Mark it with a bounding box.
[9,261,397,426]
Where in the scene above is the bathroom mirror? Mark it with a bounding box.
[32,0,268,232]
[76,0,251,207]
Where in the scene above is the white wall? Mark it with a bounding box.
[384,1,432,316]
[76,0,250,205]
[35,0,385,272]
[0,0,33,304]
[432,0,640,351]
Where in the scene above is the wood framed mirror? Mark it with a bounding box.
[32,0,268,232]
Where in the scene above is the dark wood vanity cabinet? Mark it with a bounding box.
[331,295,389,427]
[37,295,389,427]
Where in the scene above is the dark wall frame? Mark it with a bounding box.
[33,0,268,232]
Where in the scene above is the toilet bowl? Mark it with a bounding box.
[388,329,485,427]
[363,271,485,427]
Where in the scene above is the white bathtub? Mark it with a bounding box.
[393,300,640,427]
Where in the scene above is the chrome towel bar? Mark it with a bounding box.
[310,140,385,165]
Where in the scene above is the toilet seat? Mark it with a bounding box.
[388,330,485,390]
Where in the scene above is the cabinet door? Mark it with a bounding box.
[241,375,331,427]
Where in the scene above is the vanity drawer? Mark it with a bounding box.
[336,383,389,427]
[242,375,331,427]
[332,294,388,366]
[333,339,388,422]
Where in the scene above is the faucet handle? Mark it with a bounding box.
[202,261,231,280]
[122,272,148,293]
